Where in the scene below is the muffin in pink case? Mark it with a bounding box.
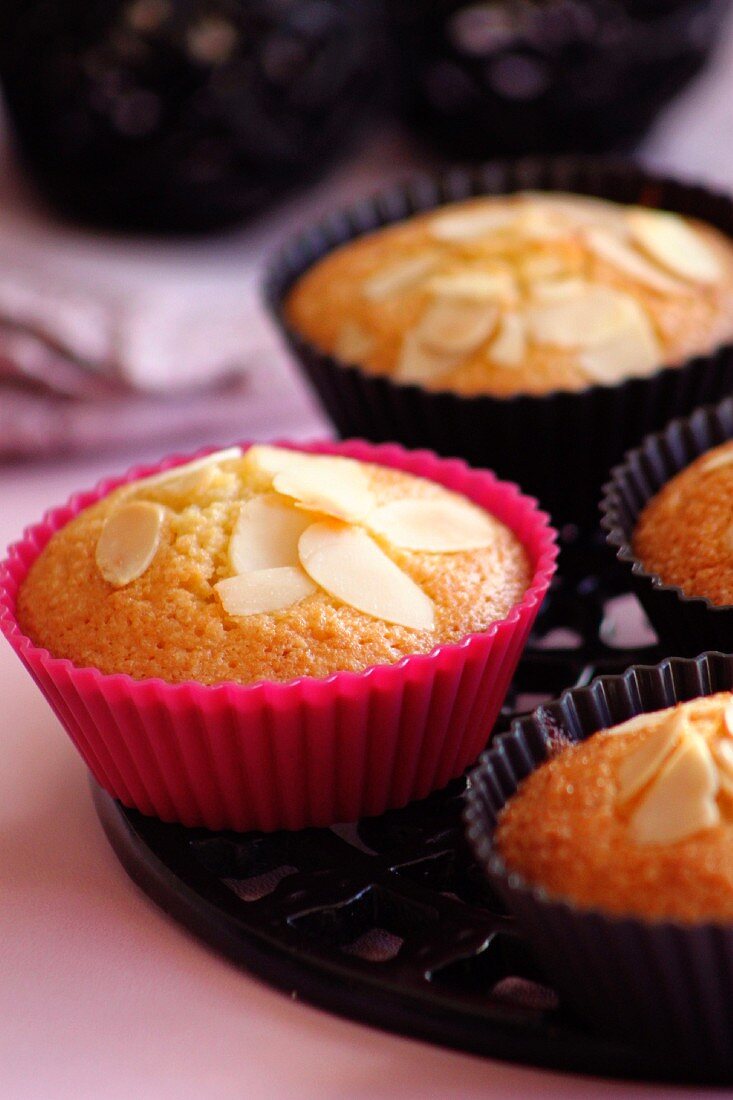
[0,439,557,831]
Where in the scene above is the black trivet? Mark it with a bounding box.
[94,536,683,1084]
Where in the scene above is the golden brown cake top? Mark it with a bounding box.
[286,192,733,397]
[17,445,531,686]
[633,440,733,606]
[496,693,733,921]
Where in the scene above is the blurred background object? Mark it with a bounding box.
[0,0,730,460]
[390,0,731,157]
[0,0,383,233]
[0,252,259,457]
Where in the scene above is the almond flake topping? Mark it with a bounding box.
[607,709,673,737]
[354,196,724,385]
[578,309,660,383]
[298,521,435,631]
[273,455,374,524]
[724,699,733,737]
[714,737,733,800]
[428,204,517,243]
[334,321,374,362]
[132,446,243,493]
[368,497,498,552]
[96,500,165,587]
[700,446,733,473]
[525,286,649,349]
[629,736,719,845]
[229,495,312,573]
[514,205,567,242]
[244,446,375,523]
[394,331,457,384]
[221,445,463,625]
[243,444,307,483]
[362,254,438,300]
[518,192,624,231]
[617,711,685,803]
[627,208,722,284]
[612,696,733,844]
[487,311,526,367]
[530,278,589,302]
[427,268,518,304]
[414,297,499,355]
[215,567,316,616]
[584,227,687,295]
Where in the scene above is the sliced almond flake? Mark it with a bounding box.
[428,204,517,243]
[617,712,685,803]
[215,566,316,616]
[334,321,374,362]
[273,456,374,524]
[228,495,313,574]
[362,253,437,300]
[629,735,720,845]
[700,447,733,473]
[531,277,590,302]
[299,521,435,631]
[519,192,624,232]
[96,501,165,587]
[243,444,304,485]
[607,708,674,737]
[584,227,687,295]
[717,765,733,802]
[245,445,366,498]
[518,252,570,283]
[627,208,722,284]
[414,297,498,355]
[427,268,518,305]
[487,311,526,368]
[714,730,733,799]
[145,463,217,499]
[368,496,497,552]
[715,736,733,776]
[394,331,457,384]
[133,446,242,493]
[515,205,568,242]
[687,695,733,725]
[579,310,660,383]
[526,286,648,349]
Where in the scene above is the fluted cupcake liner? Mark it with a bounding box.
[464,651,733,1082]
[0,440,557,832]
[265,156,733,532]
[601,396,733,656]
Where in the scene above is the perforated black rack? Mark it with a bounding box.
[95,535,686,1084]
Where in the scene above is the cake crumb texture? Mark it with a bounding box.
[286,193,733,396]
[496,693,733,921]
[17,452,531,685]
[633,440,733,606]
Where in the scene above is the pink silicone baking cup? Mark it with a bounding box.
[0,439,557,831]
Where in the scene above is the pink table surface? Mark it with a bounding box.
[4,20,733,1092]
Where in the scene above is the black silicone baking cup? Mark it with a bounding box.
[601,396,733,655]
[464,651,733,1082]
[265,157,733,531]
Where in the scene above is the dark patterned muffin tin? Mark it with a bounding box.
[93,533,716,1084]
[465,650,733,1081]
[266,158,733,530]
[602,396,733,655]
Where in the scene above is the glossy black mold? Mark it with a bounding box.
[602,396,733,655]
[266,157,733,531]
[465,650,733,1082]
[92,535,715,1083]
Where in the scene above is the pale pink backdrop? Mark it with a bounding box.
[3,17,733,1094]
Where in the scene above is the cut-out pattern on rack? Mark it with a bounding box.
[96,536,694,1084]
